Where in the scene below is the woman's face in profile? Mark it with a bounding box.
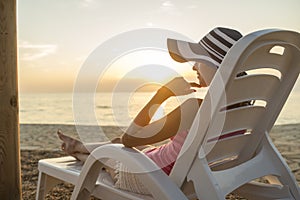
[192,63,217,87]
[192,63,208,87]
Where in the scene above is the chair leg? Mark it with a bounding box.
[36,172,63,200]
[187,157,224,200]
[263,135,300,199]
[71,158,102,200]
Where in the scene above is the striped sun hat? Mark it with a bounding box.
[167,27,243,69]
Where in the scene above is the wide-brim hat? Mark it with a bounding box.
[167,27,243,69]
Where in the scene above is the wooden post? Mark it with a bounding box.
[0,0,21,199]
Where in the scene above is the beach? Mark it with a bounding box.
[21,123,300,199]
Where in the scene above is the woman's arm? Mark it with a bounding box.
[122,98,202,147]
[122,77,201,147]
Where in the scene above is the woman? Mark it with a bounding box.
[58,27,243,194]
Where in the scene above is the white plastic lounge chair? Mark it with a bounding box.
[36,29,300,200]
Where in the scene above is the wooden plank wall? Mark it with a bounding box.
[0,0,22,199]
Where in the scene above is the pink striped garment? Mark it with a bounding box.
[143,130,189,175]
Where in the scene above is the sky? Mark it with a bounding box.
[17,0,300,93]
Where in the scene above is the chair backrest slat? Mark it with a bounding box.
[226,74,280,105]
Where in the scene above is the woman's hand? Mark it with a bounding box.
[159,77,201,97]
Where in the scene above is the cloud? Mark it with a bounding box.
[159,1,182,16]
[161,1,174,7]
[19,41,57,61]
[80,0,95,8]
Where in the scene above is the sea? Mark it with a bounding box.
[19,91,300,127]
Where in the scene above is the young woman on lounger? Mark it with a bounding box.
[58,27,243,194]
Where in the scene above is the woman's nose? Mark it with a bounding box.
[192,65,197,71]
[192,65,199,71]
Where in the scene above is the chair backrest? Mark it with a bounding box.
[170,29,300,187]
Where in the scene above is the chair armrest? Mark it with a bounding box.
[90,144,159,173]
[71,143,187,200]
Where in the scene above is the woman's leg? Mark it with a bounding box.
[57,129,150,156]
[57,129,157,188]
[57,130,121,161]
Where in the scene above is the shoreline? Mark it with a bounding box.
[20,122,300,150]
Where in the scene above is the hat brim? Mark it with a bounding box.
[167,38,219,68]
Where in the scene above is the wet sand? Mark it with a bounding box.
[20,123,300,199]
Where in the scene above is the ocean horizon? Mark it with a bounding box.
[20,91,300,126]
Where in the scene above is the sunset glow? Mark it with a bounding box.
[18,0,300,93]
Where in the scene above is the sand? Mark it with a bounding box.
[20,123,300,199]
